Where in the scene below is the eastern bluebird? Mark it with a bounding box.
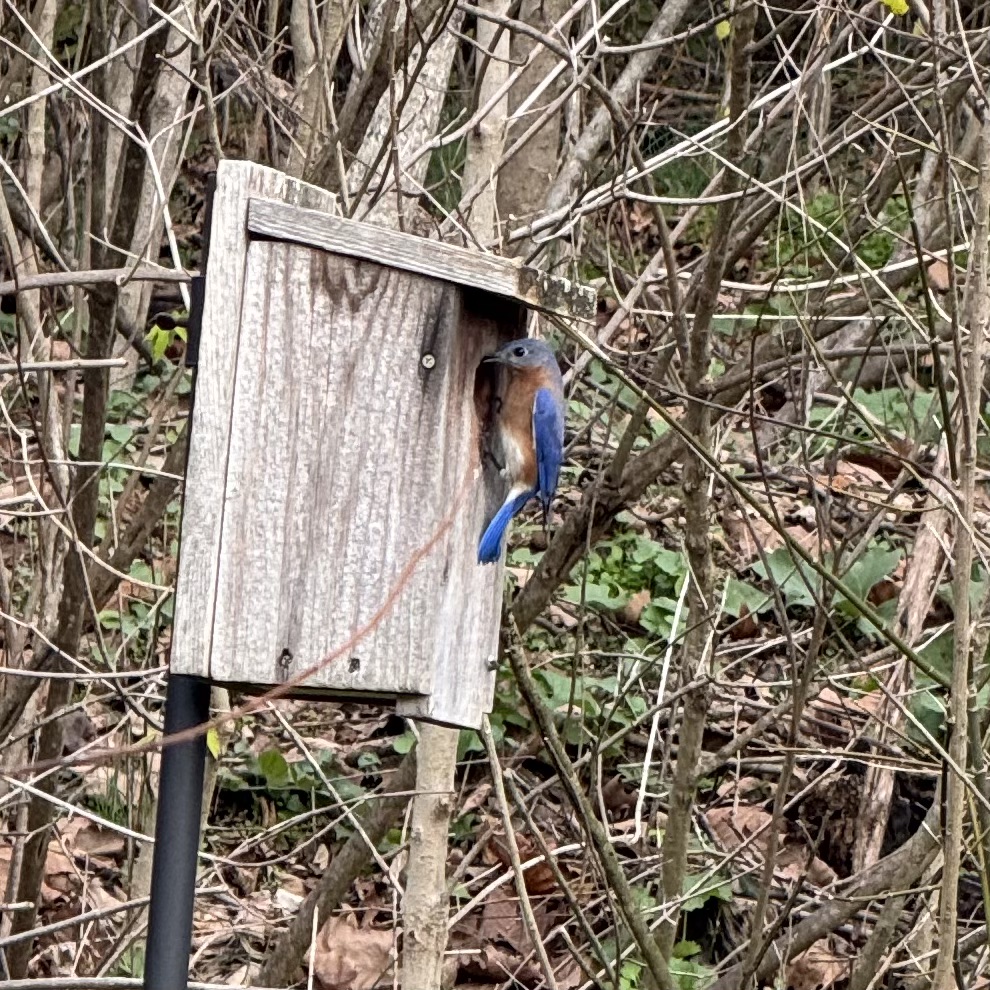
[478,338,565,564]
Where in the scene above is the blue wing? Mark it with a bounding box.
[533,387,564,507]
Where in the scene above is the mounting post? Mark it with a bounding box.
[143,673,211,990]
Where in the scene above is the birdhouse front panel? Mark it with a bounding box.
[207,238,505,706]
[171,160,595,729]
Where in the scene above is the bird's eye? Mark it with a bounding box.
[513,346,526,357]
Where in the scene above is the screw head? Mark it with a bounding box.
[421,353,436,369]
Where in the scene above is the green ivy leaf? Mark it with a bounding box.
[682,873,733,912]
[146,325,170,363]
[751,548,818,609]
[908,689,945,742]
[107,423,134,445]
[562,582,628,611]
[458,730,485,759]
[393,730,416,755]
[723,577,772,618]
[839,545,902,604]
[257,748,289,788]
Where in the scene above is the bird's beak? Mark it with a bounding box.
[481,353,503,365]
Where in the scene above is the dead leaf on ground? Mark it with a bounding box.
[818,460,890,498]
[479,893,530,952]
[485,833,557,895]
[715,776,769,801]
[84,882,125,911]
[601,774,637,814]
[724,510,819,564]
[468,943,542,985]
[628,202,656,235]
[224,963,256,985]
[71,823,126,859]
[621,589,651,625]
[706,803,774,851]
[274,887,303,914]
[926,259,951,292]
[41,844,79,903]
[805,687,884,744]
[461,781,492,816]
[726,602,759,639]
[868,578,898,606]
[724,510,780,560]
[706,805,836,887]
[787,939,851,990]
[309,912,394,990]
[548,604,578,629]
[555,957,585,989]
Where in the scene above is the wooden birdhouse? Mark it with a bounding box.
[169,161,595,729]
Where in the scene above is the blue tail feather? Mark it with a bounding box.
[478,489,535,563]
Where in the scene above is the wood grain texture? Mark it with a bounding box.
[172,161,532,728]
[394,293,520,727]
[206,245,505,725]
[247,198,597,322]
[170,161,337,681]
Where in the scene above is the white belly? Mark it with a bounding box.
[499,425,527,482]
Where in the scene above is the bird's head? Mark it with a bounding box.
[483,338,558,372]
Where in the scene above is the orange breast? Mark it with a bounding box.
[500,367,540,487]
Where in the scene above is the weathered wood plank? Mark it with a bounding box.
[206,244,504,723]
[246,198,597,322]
[171,161,337,681]
[394,292,519,726]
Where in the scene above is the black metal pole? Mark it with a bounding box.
[144,673,211,990]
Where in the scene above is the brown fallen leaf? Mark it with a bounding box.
[724,510,780,561]
[926,259,951,292]
[71,823,126,859]
[483,832,557,895]
[621,589,651,625]
[479,892,529,951]
[50,340,73,362]
[41,845,79,903]
[726,602,759,640]
[818,460,890,496]
[706,803,774,851]
[706,805,837,887]
[601,774,637,814]
[311,843,331,872]
[805,687,883,744]
[548,604,578,629]
[309,912,394,990]
[460,781,492,816]
[787,939,850,990]
[715,776,769,801]
[471,942,542,985]
[724,509,820,563]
